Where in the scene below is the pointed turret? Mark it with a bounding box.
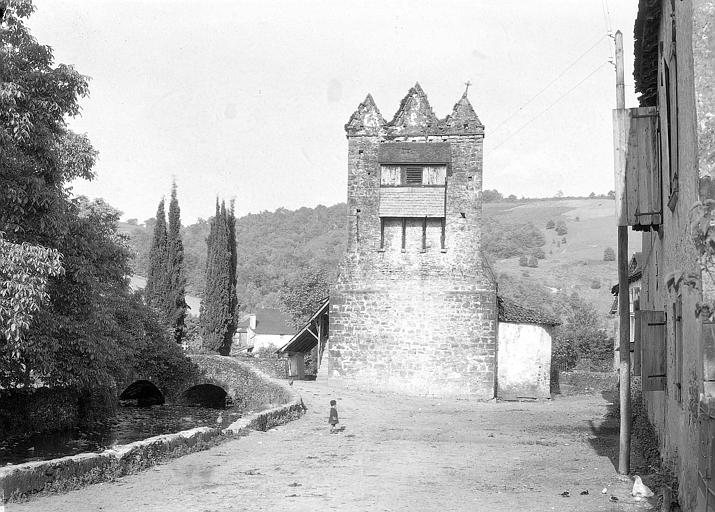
[386,82,439,136]
[441,88,484,135]
[345,94,386,136]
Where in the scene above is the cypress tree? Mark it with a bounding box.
[167,181,188,343]
[200,200,238,355]
[225,201,239,348]
[146,199,168,310]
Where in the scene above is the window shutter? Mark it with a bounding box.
[620,106,661,229]
[641,310,667,391]
[405,166,423,184]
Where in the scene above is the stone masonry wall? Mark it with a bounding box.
[330,279,496,398]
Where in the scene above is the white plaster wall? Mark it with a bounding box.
[497,323,552,399]
[252,334,293,352]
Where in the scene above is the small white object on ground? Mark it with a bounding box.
[601,488,607,494]
[632,475,654,498]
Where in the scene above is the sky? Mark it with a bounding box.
[28,0,640,223]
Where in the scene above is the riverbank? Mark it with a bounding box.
[0,366,304,501]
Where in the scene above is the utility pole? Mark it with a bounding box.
[613,29,631,475]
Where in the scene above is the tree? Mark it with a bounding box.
[555,220,568,236]
[0,3,198,392]
[166,182,187,343]
[603,247,616,261]
[589,192,596,198]
[0,235,63,383]
[200,200,238,355]
[518,255,529,267]
[145,199,168,310]
[280,267,330,327]
[607,190,615,198]
[481,189,503,202]
[546,219,555,229]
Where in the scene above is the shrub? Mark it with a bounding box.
[590,279,601,289]
[555,220,568,235]
[518,255,529,267]
[546,219,555,229]
[562,237,567,244]
[603,247,616,261]
[527,256,539,268]
[533,248,546,259]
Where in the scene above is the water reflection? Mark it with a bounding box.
[0,404,241,466]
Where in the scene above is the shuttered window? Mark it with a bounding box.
[405,166,423,184]
[641,310,667,391]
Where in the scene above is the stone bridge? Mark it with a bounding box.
[118,355,292,409]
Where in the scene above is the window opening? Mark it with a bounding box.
[379,218,385,250]
[401,218,407,252]
[405,166,423,185]
[421,217,427,252]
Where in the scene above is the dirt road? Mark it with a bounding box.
[9,381,655,511]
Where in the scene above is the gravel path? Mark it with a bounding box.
[9,381,655,511]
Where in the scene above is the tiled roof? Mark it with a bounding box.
[252,308,295,335]
[497,296,560,326]
[633,0,661,107]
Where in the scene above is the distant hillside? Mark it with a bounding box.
[122,197,638,326]
[484,198,641,329]
[121,204,347,311]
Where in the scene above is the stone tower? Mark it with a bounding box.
[328,83,498,398]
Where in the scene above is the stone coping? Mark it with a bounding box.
[0,383,305,502]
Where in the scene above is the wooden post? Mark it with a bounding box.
[614,29,631,475]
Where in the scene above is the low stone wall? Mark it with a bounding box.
[0,374,304,501]
[229,354,288,380]
[553,370,618,395]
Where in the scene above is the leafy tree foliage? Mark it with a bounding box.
[481,189,503,202]
[482,219,545,261]
[279,267,330,327]
[0,3,198,391]
[603,247,616,261]
[166,182,187,343]
[200,201,237,355]
[0,235,63,374]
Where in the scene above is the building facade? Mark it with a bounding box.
[328,84,498,398]
[628,1,715,509]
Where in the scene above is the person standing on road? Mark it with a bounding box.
[329,399,339,433]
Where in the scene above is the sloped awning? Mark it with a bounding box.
[277,298,329,354]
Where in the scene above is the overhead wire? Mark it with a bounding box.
[490,34,607,136]
[488,61,610,153]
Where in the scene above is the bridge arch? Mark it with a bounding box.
[119,380,165,407]
[180,384,227,409]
